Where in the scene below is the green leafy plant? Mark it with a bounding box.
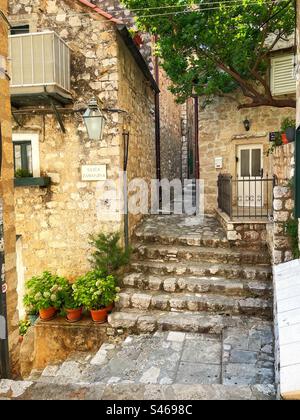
[19,319,31,337]
[123,0,295,109]
[285,218,300,259]
[72,271,119,310]
[281,118,296,132]
[267,118,296,156]
[23,271,69,311]
[89,232,131,276]
[15,168,33,178]
[62,284,81,310]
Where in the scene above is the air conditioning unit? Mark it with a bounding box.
[270,54,296,96]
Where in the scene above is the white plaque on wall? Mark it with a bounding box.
[81,165,107,181]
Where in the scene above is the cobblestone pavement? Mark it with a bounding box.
[54,329,273,387]
[0,329,275,400]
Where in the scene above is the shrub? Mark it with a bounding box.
[23,271,68,311]
[89,232,131,276]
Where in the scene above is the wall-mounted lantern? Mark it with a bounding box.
[243,118,251,132]
[83,98,106,141]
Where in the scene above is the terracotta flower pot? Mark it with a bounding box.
[106,303,114,314]
[90,308,107,324]
[66,308,82,323]
[39,307,56,321]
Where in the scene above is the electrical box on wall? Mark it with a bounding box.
[215,157,223,169]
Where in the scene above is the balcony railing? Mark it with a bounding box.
[218,173,276,220]
[9,31,72,105]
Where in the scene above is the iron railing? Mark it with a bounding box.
[218,173,277,220]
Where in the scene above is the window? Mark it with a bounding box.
[14,141,33,177]
[12,133,40,178]
[271,54,296,96]
[10,25,30,35]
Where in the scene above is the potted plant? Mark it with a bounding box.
[281,118,296,144]
[72,270,119,323]
[98,275,120,314]
[23,271,68,321]
[18,319,31,343]
[63,284,83,323]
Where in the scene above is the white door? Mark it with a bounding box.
[237,145,263,208]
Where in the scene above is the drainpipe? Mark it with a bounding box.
[154,38,161,184]
[194,96,200,180]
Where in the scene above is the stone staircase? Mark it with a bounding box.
[4,215,276,400]
[108,215,273,336]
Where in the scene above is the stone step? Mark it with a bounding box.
[121,273,272,298]
[108,309,273,335]
[117,289,272,319]
[0,380,276,400]
[133,231,230,249]
[130,261,272,282]
[132,244,270,266]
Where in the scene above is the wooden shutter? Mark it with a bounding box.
[271,54,296,96]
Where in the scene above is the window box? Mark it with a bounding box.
[14,177,51,187]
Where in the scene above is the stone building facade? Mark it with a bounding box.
[188,90,295,214]
[0,0,18,374]
[9,0,157,288]
[95,0,183,181]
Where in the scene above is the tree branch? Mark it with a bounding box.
[238,97,296,109]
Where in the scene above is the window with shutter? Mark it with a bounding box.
[270,54,296,96]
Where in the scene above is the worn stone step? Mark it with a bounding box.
[133,221,230,248]
[133,244,270,266]
[117,289,272,319]
[121,273,272,298]
[130,261,272,282]
[108,309,273,335]
[0,380,276,400]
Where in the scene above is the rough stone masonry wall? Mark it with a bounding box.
[10,0,153,282]
[0,0,19,374]
[159,67,182,181]
[197,91,294,214]
[117,34,156,238]
[267,184,295,265]
[97,0,183,181]
[266,143,295,265]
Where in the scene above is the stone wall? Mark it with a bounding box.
[192,91,295,213]
[0,0,19,374]
[158,67,182,180]
[96,0,183,182]
[267,184,295,265]
[10,0,156,284]
[117,32,156,237]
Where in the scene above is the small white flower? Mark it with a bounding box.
[43,292,50,298]
[50,294,57,302]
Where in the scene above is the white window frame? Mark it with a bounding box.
[12,132,40,177]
